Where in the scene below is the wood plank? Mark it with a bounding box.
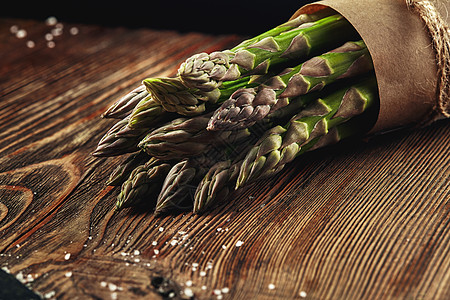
[0,18,449,300]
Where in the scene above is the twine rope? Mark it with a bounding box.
[406,0,450,119]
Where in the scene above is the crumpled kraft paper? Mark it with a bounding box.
[291,0,449,132]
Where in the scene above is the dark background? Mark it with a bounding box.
[2,1,316,35]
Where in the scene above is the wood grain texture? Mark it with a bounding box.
[0,18,449,300]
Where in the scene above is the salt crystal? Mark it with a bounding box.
[10,25,19,34]
[45,33,53,41]
[268,283,275,290]
[222,245,227,250]
[111,292,118,300]
[152,241,158,246]
[16,29,27,39]
[185,280,192,287]
[45,16,58,26]
[201,285,207,290]
[44,291,56,299]
[108,283,117,291]
[217,295,223,300]
[235,241,244,247]
[69,27,79,35]
[26,41,35,48]
[192,263,199,268]
[134,258,140,263]
[133,250,140,255]
[100,281,107,287]
[184,287,194,297]
[120,252,128,256]
[16,272,24,283]
[159,227,164,232]
[299,291,307,298]
[51,28,62,36]
[64,253,71,260]
[170,240,178,246]
[154,249,159,255]
[65,271,72,278]
[200,271,206,277]
[47,41,55,48]
[221,287,229,294]
[213,289,221,295]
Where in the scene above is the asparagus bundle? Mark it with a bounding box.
[94,11,381,214]
[208,40,374,130]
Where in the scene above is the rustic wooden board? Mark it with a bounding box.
[1,18,449,300]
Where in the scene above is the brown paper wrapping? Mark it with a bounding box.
[291,0,449,132]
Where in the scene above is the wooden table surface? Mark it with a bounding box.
[1,18,449,300]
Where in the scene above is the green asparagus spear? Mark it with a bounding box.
[154,146,229,214]
[127,95,167,129]
[208,40,373,130]
[232,11,332,51]
[102,85,149,119]
[94,95,176,157]
[142,76,255,116]
[236,77,378,188]
[193,159,241,213]
[106,151,151,186]
[154,160,206,214]
[138,113,251,160]
[116,157,172,209]
[178,14,359,92]
[143,77,211,116]
[92,117,149,157]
